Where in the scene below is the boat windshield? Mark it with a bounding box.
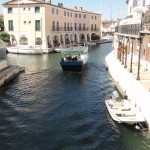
[112,91,119,100]
[61,46,88,56]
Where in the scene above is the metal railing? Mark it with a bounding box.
[74,27,89,31]
[115,24,141,35]
[115,15,150,36]
[51,27,99,32]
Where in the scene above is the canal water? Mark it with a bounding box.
[0,44,150,150]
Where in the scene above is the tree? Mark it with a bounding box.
[0,18,4,31]
[91,33,100,41]
[0,32,10,43]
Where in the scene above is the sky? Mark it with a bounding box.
[0,0,128,20]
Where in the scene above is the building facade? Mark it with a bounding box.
[101,19,118,37]
[114,0,150,128]
[2,0,101,48]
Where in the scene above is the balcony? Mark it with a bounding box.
[74,27,89,31]
[115,16,150,37]
[115,24,141,36]
[91,28,99,32]
[52,27,89,32]
[52,27,73,32]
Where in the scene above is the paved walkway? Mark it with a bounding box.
[105,51,150,129]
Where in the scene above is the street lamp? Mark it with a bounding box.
[124,37,128,68]
[130,39,134,73]
[136,34,143,80]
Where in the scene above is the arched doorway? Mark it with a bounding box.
[20,35,28,45]
[47,35,52,48]
[79,33,85,43]
[65,34,70,45]
[53,35,59,47]
[35,37,42,45]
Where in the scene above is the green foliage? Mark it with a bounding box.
[0,18,4,31]
[0,32,10,43]
[91,34,100,41]
[35,37,42,45]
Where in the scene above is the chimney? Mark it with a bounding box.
[75,6,77,9]
[79,7,82,10]
[47,0,51,3]
[58,3,63,7]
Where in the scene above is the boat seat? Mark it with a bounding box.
[115,109,135,116]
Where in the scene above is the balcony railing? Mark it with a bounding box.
[52,27,100,32]
[74,27,89,31]
[115,15,150,36]
[52,27,73,31]
[91,28,99,31]
[115,24,141,35]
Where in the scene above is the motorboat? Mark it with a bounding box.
[60,46,88,72]
[105,91,145,125]
[6,45,43,54]
[86,42,96,46]
[99,35,114,44]
[54,45,67,53]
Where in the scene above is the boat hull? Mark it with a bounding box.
[6,47,43,55]
[60,61,83,72]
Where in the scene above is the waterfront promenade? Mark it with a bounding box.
[105,51,150,129]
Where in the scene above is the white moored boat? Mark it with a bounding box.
[6,45,43,54]
[105,91,145,125]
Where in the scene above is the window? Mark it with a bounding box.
[52,8,54,14]
[95,24,97,31]
[75,13,77,18]
[84,15,86,19]
[35,20,40,31]
[79,14,81,18]
[91,15,93,19]
[53,21,55,31]
[23,8,25,11]
[8,20,13,31]
[70,13,72,17]
[75,23,77,31]
[8,7,12,13]
[95,16,96,19]
[79,23,81,30]
[91,24,93,31]
[24,21,26,24]
[56,9,58,15]
[29,21,31,24]
[67,23,69,30]
[70,23,72,30]
[64,22,66,31]
[35,7,40,13]
[28,8,30,11]
[64,11,66,16]
[67,12,69,17]
[57,22,59,31]
[83,24,85,30]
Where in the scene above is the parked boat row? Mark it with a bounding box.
[5,40,108,55]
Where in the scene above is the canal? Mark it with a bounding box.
[0,43,150,150]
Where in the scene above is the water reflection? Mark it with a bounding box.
[0,44,150,149]
[6,53,62,73]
